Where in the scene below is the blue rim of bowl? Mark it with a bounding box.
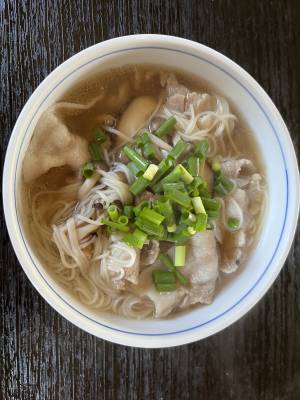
[14,46,288,337]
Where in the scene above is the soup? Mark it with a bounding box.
[21,65,266,318]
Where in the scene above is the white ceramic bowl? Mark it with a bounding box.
[3,35,299,348]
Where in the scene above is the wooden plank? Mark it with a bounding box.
[0,0,299,399]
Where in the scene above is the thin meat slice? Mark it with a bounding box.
[221,158,255,180]
[23,107,89,183]
[133,265,184,318]
[181,231,219,306]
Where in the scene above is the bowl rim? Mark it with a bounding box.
[3,34,299,348]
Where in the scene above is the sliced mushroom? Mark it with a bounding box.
[140,240,160,266]
[117,96,158,144]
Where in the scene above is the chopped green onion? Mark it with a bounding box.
[143,142,157,160]
[162,182,186,193]
[180,211,196,226]
[108,204,119,221]
[187,226,196,235]
[158,254,188,285]
[166,189,192,209]
[171,226,194,244]
[101,219,130,232]
[192,196,206,214]
[195,213,208,231]
[123,228,147,249]
[133,201,151,216]
[123,205,134,219]
[135,218,165,238]
[143,164,159,181]
[155,164,192,187]
[136,131,150,147]
[198,187,212,198]
[214,175,235,196]
[123,146,149,171]
[227,217,240,230]
[129,176,149,196]
[202,197,220,212]
[155,116,177,138]
[207,210,219,220]
[168,139,188,160]
[150,158,173,185]
[211,159,221,173]
[89,142,102,161]
[158,254,174,269]
[195,139,209,160]
[167,224,177,233]
[191,176,205,189]
[82,162,94,178]
[155,283,177,292]
[153,164,184,192]
[118,215,129,226]
[93,127,106,143]
[127,161,143,177]
[174,269,188,285]
[139,208,165,225]
[175,245,186,267]
[157,197,177,230]
[152,270,176,284]
[179,164,194,184]
[187,157,200,177]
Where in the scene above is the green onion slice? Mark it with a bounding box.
[82,162,94,178]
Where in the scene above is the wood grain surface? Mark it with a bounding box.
[1,1,299,399]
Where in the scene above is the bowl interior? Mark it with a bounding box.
[7,38,294,346]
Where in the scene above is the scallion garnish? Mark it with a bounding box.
[122,228,147,249]
[89,142,102,161]
[157,198,177,232]
[171,226,195,244]
[211,159,221,173]
[123,205,134,219]
[214,174,235,196]
[101,219,130,232]
[143,164,159,181]
[155,116,177,138]
[179,164,194,184]
[168,139,187,160]
[187,156,200,177]
[129,176,149,196]
[150,158,173,185]
[180,211,196,226]
[201,197,220,212]
[118,215,129,226]
[108,204,119,221]
[195,139,209,160]
[127,161,144,177]
[162,182,186,193]
[166,189,192,209]
[143,142,157,160]
[82,162,94,178]
[123,146,149,171]
[94,127,106,143]
[194,213,208,231]
[152,270,176,292]
[139,208,165,225]
[174,245,186,267]
[192,196,206,215]
[227,217,240,230]
[136,131,150,147]
[152,270,176,284]
[135,218,165,238]
[155,283,177,292]
[158,254,188,285]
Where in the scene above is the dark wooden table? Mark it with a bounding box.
[1,1,299,399]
